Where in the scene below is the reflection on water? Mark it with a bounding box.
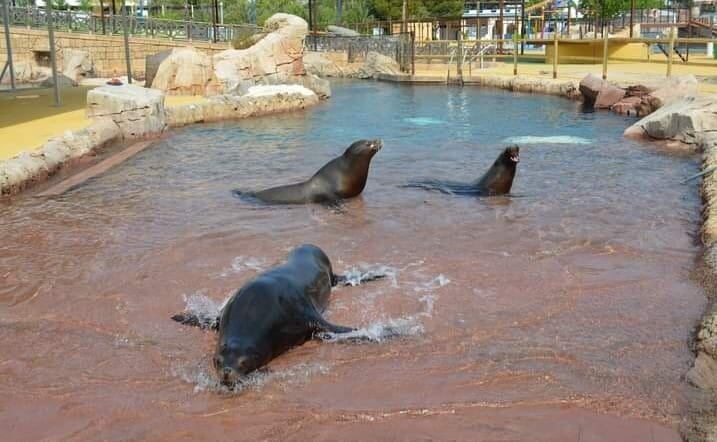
[0,81,705,440]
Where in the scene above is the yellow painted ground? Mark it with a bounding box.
[0,89,207,161]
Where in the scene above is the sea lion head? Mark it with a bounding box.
[344,139,383,158]
[213,338,266,386]
[501,145,520,165]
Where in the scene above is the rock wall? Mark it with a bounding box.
[0,27,228,81]
[166,85,318,127]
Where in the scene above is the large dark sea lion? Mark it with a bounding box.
[407,146,520,196]
[172,245,376,386]
[234,139,383,205]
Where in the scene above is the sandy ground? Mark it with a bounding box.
[417,57,717,93]
[0,88,207,161]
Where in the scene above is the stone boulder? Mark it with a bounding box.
[578,73,625,109]
[39,73,78,88]
[62,49,94,82]
[303,51,343,77]
[86,84,166,139]
[624,95,717,143]
[354,51,401,79]
[327,25,360,37]
[0,61,52,85]
[150,48,212,95]
[144,49,173,90]
[610,96,642,116]
[208,13,330,98]
[612,76,699,117]
[649,75,699,109]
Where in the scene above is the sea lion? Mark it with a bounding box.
[407,146,520,196]
[234,139,383,205]
[172,245,381,386]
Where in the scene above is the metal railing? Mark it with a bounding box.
[305,33,415,74]
[2,6,261,43]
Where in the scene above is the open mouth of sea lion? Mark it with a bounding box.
[505,146,520,163]
[370,139,384,152]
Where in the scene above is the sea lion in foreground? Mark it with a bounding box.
[407,146,520,196]
[172,245,382,386]
[234,139,383,205]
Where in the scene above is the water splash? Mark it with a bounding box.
[503,135,592,145]
[319,316,425,343]
[179,292,230,329]
[174,361,330,395]
[413,274,450,292]
[339,264,398,287]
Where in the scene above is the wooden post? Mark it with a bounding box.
[402,0,407,34]
[513,31,518,75]
[498,0,504,52]
[667,27,675,77]
[47,0,61,106]
[552,28,558,79]
[602,28,608,79]
[122,0,132,83]
[2,0,16,90]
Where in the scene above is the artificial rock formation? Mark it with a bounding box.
[579,74,625,109]
[623,95,717,144]
[147,14,330,99]
[150,48,212,95]
[166,85,319,127]
[207,13,330,98]
[62,49,94,83]
[354,51,401,79]
[87,84,167,139]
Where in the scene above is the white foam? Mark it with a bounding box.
[220,255,267,277]
[245,85,316,98]
[404,117,444,126]
[503,135,592,145]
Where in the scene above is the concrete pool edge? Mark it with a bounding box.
[0,88,320,197]
[377,72,583,100]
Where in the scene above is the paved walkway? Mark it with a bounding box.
[0,88,206,161]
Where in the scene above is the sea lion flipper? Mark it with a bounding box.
[306,309,355,336]
[171,313,220,331]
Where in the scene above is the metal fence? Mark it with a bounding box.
[2,6,261,43]
[305,33,415,74]
[334,8,702,41]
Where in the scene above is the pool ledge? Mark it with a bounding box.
[0,85,320,197]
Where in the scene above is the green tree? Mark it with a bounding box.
[79,0,93,13]
[580,0,665,20]
[52,0,69,10]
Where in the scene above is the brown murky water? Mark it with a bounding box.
[0,83,707,441]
